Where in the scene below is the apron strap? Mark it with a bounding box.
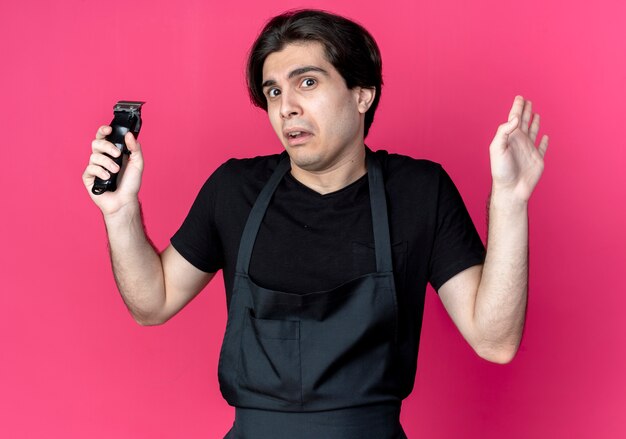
[367,149,393,273]
[235,149,393,275]
[235,153,291,274]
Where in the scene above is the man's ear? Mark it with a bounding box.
[355,87,376,114]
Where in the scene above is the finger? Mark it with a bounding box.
[95,125,112,140]
[529,113,540,143]
[83,164,112,184]
[521,100,532,134]
[508,95,524,123]
[538,135,549,158]
[92,138,122,157]
[90,152,121,174]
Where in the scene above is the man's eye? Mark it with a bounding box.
[267,88,280,98]
[301,78,316,88]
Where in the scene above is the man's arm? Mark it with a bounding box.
[438,96,549,364]
[438,194,528,364]
[104,202,214,326]
[83,126,214,326]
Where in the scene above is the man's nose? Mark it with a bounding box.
[279,90,301,119]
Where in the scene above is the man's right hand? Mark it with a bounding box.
[82,125,214,325]
[82,125,144,216]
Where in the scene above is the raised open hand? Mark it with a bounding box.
[489,96,549,203]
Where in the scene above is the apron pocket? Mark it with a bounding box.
[237,308,302,405]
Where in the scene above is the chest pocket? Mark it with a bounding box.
[351,241,407,294]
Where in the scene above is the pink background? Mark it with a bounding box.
[1,0,625,437]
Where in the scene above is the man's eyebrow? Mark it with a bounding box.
[262,66,329,88]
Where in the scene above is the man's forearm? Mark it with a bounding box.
[474,188,529,361]
[104,201,166,325]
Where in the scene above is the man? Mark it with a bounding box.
[82,9,548,439]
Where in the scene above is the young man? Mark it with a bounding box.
[82,9,548,439]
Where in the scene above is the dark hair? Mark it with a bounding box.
[246,9,383,137]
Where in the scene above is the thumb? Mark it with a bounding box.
[490,116,518,153]
[504,116,519,135]
[125,131,141,154]
[124,131,144,171]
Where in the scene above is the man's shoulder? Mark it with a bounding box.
[209,153,284,186]
[372,148,443,182]
[220,153,284,176]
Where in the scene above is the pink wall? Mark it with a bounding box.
[2,0,624,437]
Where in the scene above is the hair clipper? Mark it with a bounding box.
[92,101,145,195]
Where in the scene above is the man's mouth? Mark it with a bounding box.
[284,129,313,145]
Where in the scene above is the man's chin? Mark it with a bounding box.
[288,154,324,172]
[283,145,314,164]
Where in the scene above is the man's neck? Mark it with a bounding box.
[289,147,367,195]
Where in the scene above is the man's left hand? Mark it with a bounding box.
[489,95,549,204]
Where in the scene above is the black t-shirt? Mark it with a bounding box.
[171,149,485,392]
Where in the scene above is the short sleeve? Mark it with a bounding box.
[428,166,486,292]
[170,164,227,273]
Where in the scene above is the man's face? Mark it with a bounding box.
[262,42,373,173]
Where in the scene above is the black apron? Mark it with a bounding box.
[219,151,408,438]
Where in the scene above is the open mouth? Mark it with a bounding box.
[284,129,313,145]
[286,130,311,138]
